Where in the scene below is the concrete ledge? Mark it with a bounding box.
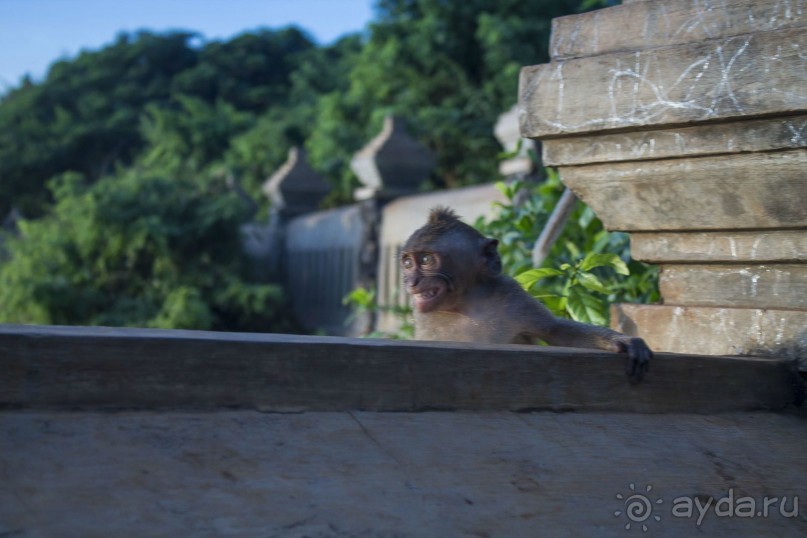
[3,410,805,536]
[0,324,801,413]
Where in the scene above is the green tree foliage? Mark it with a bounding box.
[305,0,580,202]
[0,25,362,330]
[0,171,286,331]
[0,28,334,217]
[0,1,604,331]
[140,95,252,176]
[172,28,315,111]
[476,173,660,326]
[0,3,582,213]
[226,35,364,201]
[0,32,199,216]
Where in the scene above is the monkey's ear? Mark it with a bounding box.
[482,238,502,276]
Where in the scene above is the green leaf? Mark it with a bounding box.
[564,241,581,260]
[343,286,375,308]
[515,268,564,290]
[494,181,511,200]
[590,229,612,253]
[580,252,629,275]
[577,272,609,294]
[515,214,533,233]
[566,287,607,326]
[577,205,596,230]
[538,294,566,317]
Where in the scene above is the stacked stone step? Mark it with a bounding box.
[518,0,806,368]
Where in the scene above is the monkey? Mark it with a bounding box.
[401,207,652,383]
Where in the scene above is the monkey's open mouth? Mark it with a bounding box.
[412,286,444,312]
[416,288,438,300]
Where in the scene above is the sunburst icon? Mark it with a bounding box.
[614,483,663,531]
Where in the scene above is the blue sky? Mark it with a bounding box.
[0,0,375,91]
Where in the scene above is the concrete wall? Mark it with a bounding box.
[285,205,364,336]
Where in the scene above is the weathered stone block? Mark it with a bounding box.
[612,303,807,370]
[543,114,807,166]
[559,150,807,232]
[520,27,807,138]
[660,264,807,310]
[551,0,807,60]
[631,230,807,264]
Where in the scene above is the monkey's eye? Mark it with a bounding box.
[419,254,434,266]
[402,257,414,270]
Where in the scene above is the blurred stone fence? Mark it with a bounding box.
[245,112,533,336]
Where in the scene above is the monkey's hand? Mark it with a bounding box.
[616,337,652,384]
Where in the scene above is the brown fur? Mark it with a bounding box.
[401,207,652,383]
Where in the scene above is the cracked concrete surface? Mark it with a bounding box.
[1,410,805,537]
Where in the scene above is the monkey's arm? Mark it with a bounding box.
[520,301,652,383]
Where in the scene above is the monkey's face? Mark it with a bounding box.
[401,209,502,313]
[401,232,483,313]
[400,250,455,313]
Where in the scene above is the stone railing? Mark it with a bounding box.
[0,324,799,413]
